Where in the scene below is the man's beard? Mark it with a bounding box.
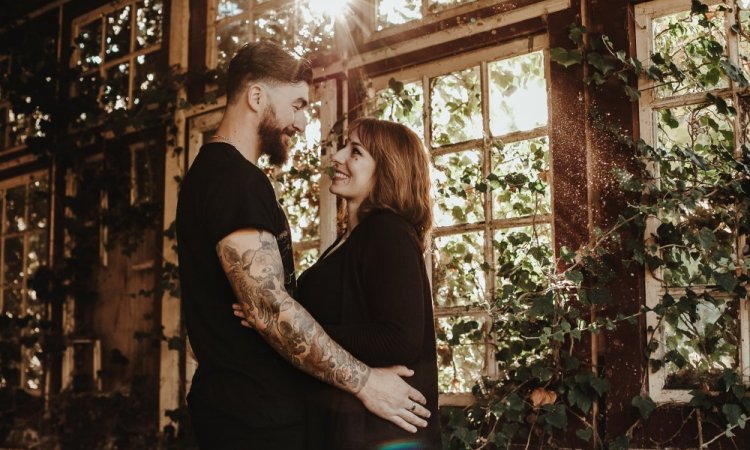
[258,105,292,166]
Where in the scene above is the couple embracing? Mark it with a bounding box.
[176,40,441,449]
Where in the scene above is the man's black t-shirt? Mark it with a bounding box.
[176,142,304,428]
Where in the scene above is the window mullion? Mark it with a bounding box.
[0,188,5,313]
[480,60,497,379]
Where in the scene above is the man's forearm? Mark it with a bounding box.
[217,233,371,394]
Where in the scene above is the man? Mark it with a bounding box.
[176,41,430,449]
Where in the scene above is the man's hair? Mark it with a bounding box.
[350,118,433,250]
[226,41,313,104]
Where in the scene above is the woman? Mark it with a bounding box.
[235,119,440,450]
[235,118,440,449]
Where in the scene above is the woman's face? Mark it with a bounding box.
[329,131,376,205]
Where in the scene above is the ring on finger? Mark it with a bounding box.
[410,403,417,412]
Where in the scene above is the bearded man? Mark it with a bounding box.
[175,41,430,450]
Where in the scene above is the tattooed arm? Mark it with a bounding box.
[217,228,430,432]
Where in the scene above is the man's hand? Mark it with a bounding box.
[355,366,430,433]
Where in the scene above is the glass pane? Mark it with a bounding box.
[494,225,553,299]
[655,103,735,286]
[75,73,102,127]
[427,0,476,14]
[491,137,550,219]
[739,3,750,79]
[23,343,43,391]
[75,19,103,71]
[436,316,485,393]
[0,107,6,149]
[652,7,727,98]
[28,178,49,230]
[377,0,422,30]
[740,94,750,145]
[105,6,132,60]
[133,53,160,106]
[489,51,548,136]
[134,147,156,203]
[136,0,163,50]
[432,150,484,227]
[103,63,130,112]
[27,232,48,303]
[662,294,739,389]
[5,186,26,233]
[372,80,424,139]
[294,246,319,273]
[295,3,335,58]
[0,57,9,99]
[216,0,247,20]
[430,67,482,146]
[3,236,25,315]
[254,7,295,50]
[216,19,251,69]
[274,102,321,242]
[8,110,31,148]
[433,232,485,308]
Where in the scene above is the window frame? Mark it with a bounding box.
[368,35,554,406]
[368,0,507,40]
[69,0,164,112]
[0,171,51,394]
[635,0,750,404]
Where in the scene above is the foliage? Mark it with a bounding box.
[421,2,750,448]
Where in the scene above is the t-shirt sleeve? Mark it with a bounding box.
[325,216,426,367]
[205,167,278,245]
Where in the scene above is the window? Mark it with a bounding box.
[207,0,336,70]
[131,142,158,205]
[0,175,50,391]
[0,55,39,151]
[272,100,324,271]
[71,0,164,113]
[636,0,750,402]
[375,0,478,31]
[369,36,553,402]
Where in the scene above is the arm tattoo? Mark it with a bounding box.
[217,231,371,394]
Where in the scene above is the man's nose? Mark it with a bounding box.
[293,112,307,133]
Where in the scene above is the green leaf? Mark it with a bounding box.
[691,0,709,14]
[624,85,640,101]
[588,52,616,75]
[722,403,743,426]
[566,269,584,285]
[569,25,587,45]
[541,404,568,430]
[591,377,611,396]
[697,227,716,250]
[716,272,737,293]
[576,428,593,442]
[608,435,630,450]
[631,394,656,420]
[550,47,583,68]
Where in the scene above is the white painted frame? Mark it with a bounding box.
[369,35,554,405]
[635,0,750,404]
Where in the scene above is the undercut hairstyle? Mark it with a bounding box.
[350,118,433,250]
[226,41,313,104]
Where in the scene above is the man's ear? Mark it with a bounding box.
[246,84,266,113]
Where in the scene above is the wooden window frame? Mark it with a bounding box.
[369,35,554,406]
[69,0,164,112]
[635,0,750,404]
[0,172,51,394]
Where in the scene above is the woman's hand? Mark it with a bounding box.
[232,302,254,328]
